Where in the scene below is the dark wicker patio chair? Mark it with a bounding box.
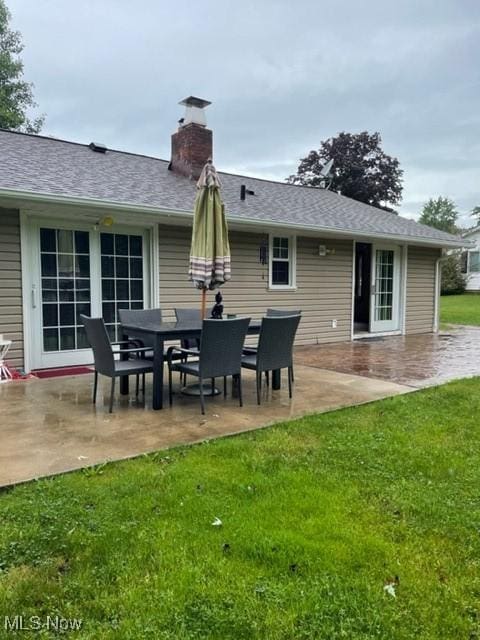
[241,314,301,405]
[81,315,153,413]
[243,309,302,383]
[266,308,302,317]
[167,317,250,415]
[174,308,202,349]
[118,307,186,364]
[174,308,202,385]
[118,308,161,358]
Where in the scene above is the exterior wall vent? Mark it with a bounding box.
[89,142,107,153]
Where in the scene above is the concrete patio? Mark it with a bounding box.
[296,326,480,387]
[0,363,410,487]
[2,327,479,488]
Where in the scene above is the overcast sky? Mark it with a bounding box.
[7,0,480,224]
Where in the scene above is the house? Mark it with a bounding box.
[462,226,480,290]
[0,96,471,373]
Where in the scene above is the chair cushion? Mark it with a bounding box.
[170,360,201,376]
[241,354,258,370]
[115,359,154,375]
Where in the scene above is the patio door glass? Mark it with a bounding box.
[100,232,144,341]
[40,228,91,353]
[30,222,150,370]
[369,245,401,333]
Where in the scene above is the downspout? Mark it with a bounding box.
[433,250,444,333]
[401,244,408,335]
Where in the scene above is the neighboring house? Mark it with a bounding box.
[0,97,472,373]
[462,226,480,291]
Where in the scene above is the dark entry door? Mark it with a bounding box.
[354,243,372,330]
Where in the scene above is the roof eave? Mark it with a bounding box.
[462,226,480,238]
[0,187,472,249]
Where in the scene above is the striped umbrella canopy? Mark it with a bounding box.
[189,161,231,317]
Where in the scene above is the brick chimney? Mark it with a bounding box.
[170,96,212,179]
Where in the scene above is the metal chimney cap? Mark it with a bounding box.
[179,96,211,109]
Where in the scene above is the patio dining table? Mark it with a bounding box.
[120,318,263,410]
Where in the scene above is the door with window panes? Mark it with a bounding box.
[100,232,145,341]
[369,244,401,333]
[31,222,149,369]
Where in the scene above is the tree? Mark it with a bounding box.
[441,252,466,295]
[471,205,480,225]
[418,197,459,235]
[418,197,465,293]
[0,0,44,133]
[287,131,403,211]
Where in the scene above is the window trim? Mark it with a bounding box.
[268,234,297,290]
[468,249,480,273]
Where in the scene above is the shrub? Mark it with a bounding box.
[441,252,466,295]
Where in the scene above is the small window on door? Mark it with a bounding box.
[269,236,296,288]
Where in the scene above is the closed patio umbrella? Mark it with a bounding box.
[189,160,231,318]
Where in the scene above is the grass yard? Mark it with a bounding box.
[441,293,480,326]
[1,379,480,639]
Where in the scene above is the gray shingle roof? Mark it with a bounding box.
[0,129,466,247]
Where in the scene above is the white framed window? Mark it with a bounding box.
[269,235,296,289]
[469,251,480,273]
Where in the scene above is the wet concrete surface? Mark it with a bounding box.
[295,327,480,388]
[3,328,478,487]
[0,365,410,487]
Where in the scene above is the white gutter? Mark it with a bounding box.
[0,187,473,250]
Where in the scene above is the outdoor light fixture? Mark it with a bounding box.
[93,216,114,230]
[318,244,336,256]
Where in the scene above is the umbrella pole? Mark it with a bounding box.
[182,285,220,397]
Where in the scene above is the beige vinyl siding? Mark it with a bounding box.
[158,225,353,345]
[0,208,23,367]
[405,245,440,334]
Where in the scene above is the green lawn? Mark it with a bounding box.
[441,293,480,326]
[1,380,480,639]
